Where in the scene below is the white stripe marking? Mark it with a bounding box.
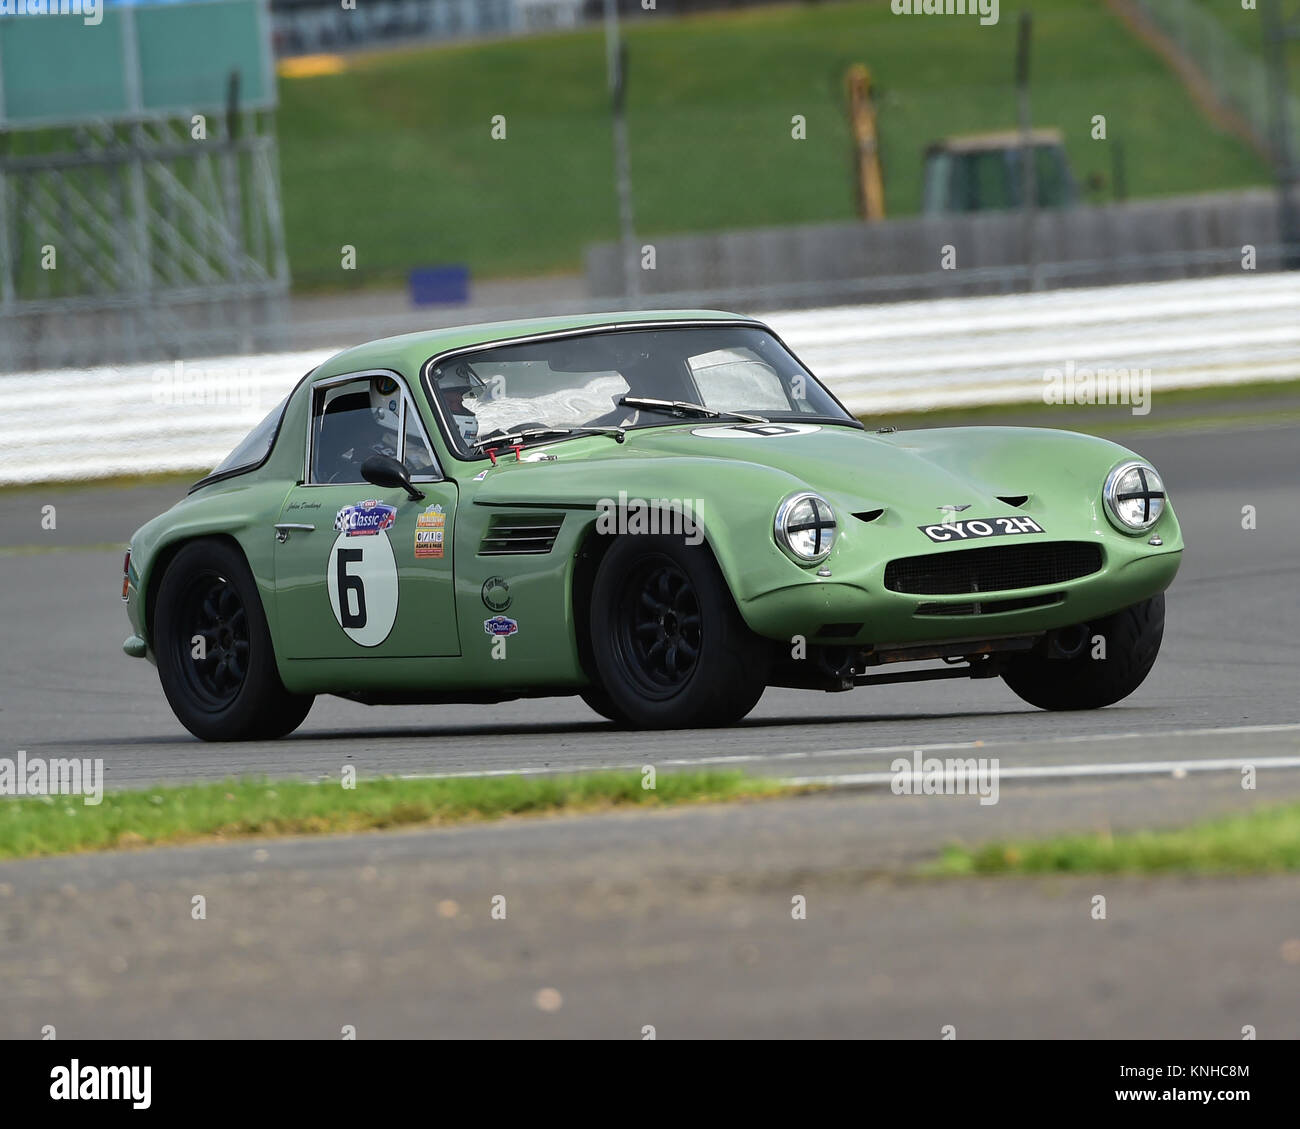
[782,756,1300,788]
[385,722,1300,782]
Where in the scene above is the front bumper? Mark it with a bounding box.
[739,541,1182,646]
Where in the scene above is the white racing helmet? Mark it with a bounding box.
[369,374,401,439]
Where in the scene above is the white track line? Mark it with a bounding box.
[389,722,1300,782]
[782,756,1300,788]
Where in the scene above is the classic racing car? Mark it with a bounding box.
[122,311,1182,740]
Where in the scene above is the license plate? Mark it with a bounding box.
[918,516,1045,543]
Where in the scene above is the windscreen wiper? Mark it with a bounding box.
[618,396,768,424]
[469,425,625,453]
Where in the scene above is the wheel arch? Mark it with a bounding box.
[143,532,262,651]
[569,513,742,686]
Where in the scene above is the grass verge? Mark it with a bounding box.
[924,801,1300,877]
[0,771,792,860]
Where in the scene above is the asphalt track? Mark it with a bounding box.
[1,420,1298,1038]
[4,774,1300,1038]
[1,422,1296,790]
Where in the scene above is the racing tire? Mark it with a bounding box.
[588,534,769,728]
[154,539,314,741]
[1001,593,1165,711]
[579,686,624,723]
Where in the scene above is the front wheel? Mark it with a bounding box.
[154,539,314,741]
[588,535,769,728]
[1001,593,1165,711]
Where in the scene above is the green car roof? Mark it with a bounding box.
[313,309,756,381]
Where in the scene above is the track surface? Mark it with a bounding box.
[4,774,1300,1038]
[1,421,1298,1038]
[1,423,1295,789]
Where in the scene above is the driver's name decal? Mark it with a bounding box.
[919,515,1045,542]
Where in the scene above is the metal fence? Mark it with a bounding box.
[1131,0,1300,159]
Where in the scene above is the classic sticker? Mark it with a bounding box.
[328,501,400,647]
[334,500,397,537]
[483,615,518,637]
[415,503,446,559]
[918,515,1045,543]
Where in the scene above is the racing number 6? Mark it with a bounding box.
[336,548,367,628]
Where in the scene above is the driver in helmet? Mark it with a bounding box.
[367,375,401,460]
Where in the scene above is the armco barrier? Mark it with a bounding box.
[2,271,1297,485]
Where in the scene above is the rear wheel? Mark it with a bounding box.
[1002,593,1165,710]
[154,539,314,741]
[588,535,769,728]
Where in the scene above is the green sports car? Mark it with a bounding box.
[122,311,1182,740]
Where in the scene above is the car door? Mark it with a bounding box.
[273,370,460,659]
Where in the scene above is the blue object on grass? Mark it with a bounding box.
[409,265,470,306]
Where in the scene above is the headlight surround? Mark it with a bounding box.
[774,492,837,564]
[1103,461,1166,533]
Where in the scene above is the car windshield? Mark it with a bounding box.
[425,324,855,457]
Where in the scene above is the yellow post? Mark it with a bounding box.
[846,64,886,221]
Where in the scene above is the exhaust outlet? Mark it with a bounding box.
[1047,623,1089,660]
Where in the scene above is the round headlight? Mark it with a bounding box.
[1104,461,1165,532]
[775,492,837,564]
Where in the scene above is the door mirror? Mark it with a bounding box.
[361,454,425,500]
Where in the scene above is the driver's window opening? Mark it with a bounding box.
[310,375,406,485]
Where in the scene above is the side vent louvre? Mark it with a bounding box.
[478,513,564,555]
[997,494,1030,507]
[852,508,885,523]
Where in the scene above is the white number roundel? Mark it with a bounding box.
[327,531,399,647]
[689,423,821,439]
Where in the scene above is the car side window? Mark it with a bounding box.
[403,408,437,477]
[309,374,442,484]
[310,377,399,484]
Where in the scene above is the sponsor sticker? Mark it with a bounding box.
[415,503,446,559]
[483,615,518,637]
[918,515,1045,543]
[334,500,397,537]
[481,575,511,612]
